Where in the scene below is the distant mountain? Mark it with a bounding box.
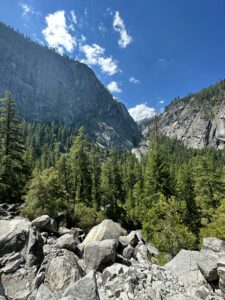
[0,22,141,149]
[141,79,225,149]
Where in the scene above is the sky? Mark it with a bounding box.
[0,0,225,121]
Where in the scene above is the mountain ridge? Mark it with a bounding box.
[0,21,141,149]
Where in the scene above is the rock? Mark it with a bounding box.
[84,239,117,272]
[165,249,210,296]
[32,215,58,233]
[147,243,159,257]
[197,237,225,282]
[218,253,225,298]
[82,219,127,246]
[1,267,36,300]
[119,231,139,248]
[0,218,30,256]
[35,284,56,300]
[64,271,100,300]
[44,249,84,292]
[102,263,129,284]
[55,233,79,252]
[0,275,6,298]
[123,245,134,259]
[26,227,44,267]
[134,243,149,262]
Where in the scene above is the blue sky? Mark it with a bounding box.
[0,0,225,121]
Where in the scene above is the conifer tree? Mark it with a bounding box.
[0,91,29,202]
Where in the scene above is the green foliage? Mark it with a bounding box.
[143,195,196,257]
[0,91,29,202]
[200,200,225,240]
[22,167,67,219]
[74,203,105,232]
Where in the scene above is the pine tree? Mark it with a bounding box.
[0,91,29,202]
[69,127,92,205]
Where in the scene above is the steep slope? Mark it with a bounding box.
[142,80,225,149]
[0,22,141,149]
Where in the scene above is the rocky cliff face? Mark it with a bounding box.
[0,204,224,300]
[142,80,225,149]
[0,22,141,149]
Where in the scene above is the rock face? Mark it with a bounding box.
[141,80,225,149]
[0,213,224,300]
[0,22,141,149]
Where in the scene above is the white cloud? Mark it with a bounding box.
[70,10,77,24]
[42,11,76,55]
[113,11,132,48]
[20,2,40,17]
[107,81,122,93]
[159,99,164,104]
[129,76,140,84]
[129,104,156,122]
[80,43,119,76]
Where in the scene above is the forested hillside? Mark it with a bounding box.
[1,92,225,260]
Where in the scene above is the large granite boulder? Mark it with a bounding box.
[82,219,127,246]
[197,237,225,282]
[84,239,117,272]
[26,227,44,267]
[64,271,99,300]
[44,249,84,292]
[165,250,211,298]
[32,215,57,234]
[0,217,30,256]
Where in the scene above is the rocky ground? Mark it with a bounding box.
[0,203,225,300]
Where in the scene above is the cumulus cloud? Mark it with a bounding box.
[113,11,132,48]
[107,81,122,93]
[42,11,76,55]
[129,76,140,84]
[80,43,119,76]
[129,104,156,122]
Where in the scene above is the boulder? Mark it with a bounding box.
[84,239,117,272]
[218,253,225,298]
[64,271,99,300]
[0,218,30,256]
[0,275,5,298]
[82,219,127,246]
[35,284,57,300]
[32,215,58,234]
[1,267,36,300]
[26,227,44,267]
[55,233,79,252]
[165,250,210,297]
[45,249,84,292]
[119,231,139,248]
[197,238,225,282]
[102,263,129,284]
[122,244,134,259]
[134,243,149,262]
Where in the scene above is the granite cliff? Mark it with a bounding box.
[0,22,140,149]
[141,80,225,149]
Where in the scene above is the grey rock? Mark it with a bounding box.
[35,284,56,300]
[123,245,134,259]
[26,227,44,267]
[165,250,210,295]
[102,263,129,284]
[64,271,100,300]
[84,239,117,272]
[32,215,57,233]
[55,233,79,252]
[0,22,140,149]
[218,253,225,298]
[119,231,139,248]
[82,219,127,246]
[134,243,149,262]
[0,218,30,256]
[45,249,84,292]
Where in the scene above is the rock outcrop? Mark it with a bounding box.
[0,213,224,300]
[141,80,225,149]
[0,22,141,149]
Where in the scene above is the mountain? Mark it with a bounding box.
[0,22,141,149]
[141,79,225,149]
